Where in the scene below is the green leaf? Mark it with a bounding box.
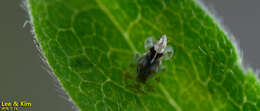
[27,0,260,110]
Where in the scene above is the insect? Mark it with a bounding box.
[137,35,173,83]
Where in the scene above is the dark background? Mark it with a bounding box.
[0,0,259,111]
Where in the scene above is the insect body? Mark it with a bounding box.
[137,35,173,83]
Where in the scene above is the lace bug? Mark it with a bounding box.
[137,35,173,83]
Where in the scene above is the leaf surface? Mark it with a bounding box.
[28,0,260,110]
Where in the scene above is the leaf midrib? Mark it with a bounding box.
[96,0,137,53]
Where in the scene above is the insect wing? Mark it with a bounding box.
[144,37,155,50]
[162,46,174,61]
